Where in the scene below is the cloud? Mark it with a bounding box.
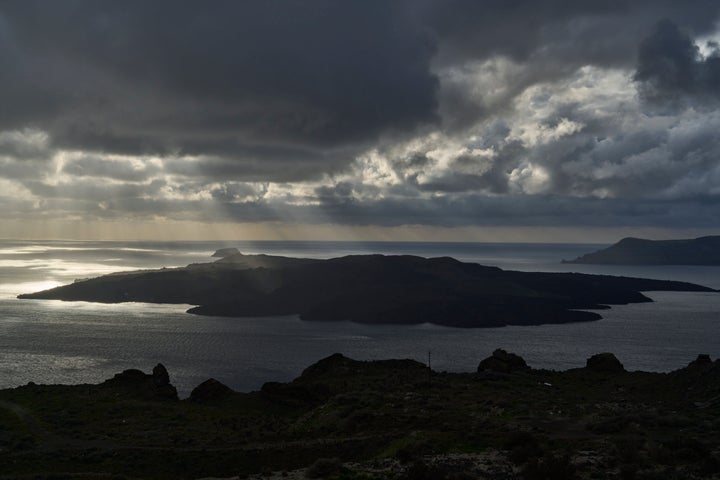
[634,19,720,109]
[428,1,720,131]
[0,129,52,160]
[61,155,161,182]
[1,2,720,236]
[0,1,439,169]
[429,0,720,67]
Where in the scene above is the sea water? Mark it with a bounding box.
[0,240,718,397]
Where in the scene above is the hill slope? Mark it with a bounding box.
[564,236,720,265]
[1,352,719,478]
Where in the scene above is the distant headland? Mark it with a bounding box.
[564,235,720,265]
[18,249,716,328]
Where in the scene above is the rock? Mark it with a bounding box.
[152,363,170,386]
[211,248,240,258]
[190,378,233,402]
[688,354,713,368]
[477,349,529,374]
[586,353,625,373]
[300,353,357,379]
[106,366,178,400]
[113,368,147,381]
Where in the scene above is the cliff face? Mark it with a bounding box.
[565,236,720,265]
[18,252,716,328]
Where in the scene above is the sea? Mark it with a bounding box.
[0,239,718,397]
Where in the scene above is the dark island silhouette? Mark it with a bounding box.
[19,249,716,327]
[564,235,720,265]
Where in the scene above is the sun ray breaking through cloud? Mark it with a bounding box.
[0,1,719,240]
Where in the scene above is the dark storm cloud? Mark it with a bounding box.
[309,194,720,229]
[427,0,720,131]
[2,1,720,233]
[162,144,354,183]
[152,193,718,229]
[635,19,720,109]
[429,0,720,67]
[2,1,716,166]
[0,0,438,170]
[23,178,166,202]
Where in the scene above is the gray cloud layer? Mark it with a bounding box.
[1,1,720,232]
[635,19,720,109]
[1,1,438,162]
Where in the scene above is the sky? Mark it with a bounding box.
[1,1,720,242]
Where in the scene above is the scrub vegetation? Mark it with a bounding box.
[0,351,719,479]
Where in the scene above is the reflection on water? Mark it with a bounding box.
[0,239,718,397]
[0,280,64,298]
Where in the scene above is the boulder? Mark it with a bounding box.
[190,378,233,403]
[152,363,170,386]
[688,354,713,368]
[477,349,529,374]
[586,353,624,373]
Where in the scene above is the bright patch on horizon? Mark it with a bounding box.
[1,280,63,298]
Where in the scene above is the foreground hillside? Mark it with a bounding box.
[564,236,720,265]
[18,252,716,327]
[0,352,718,479]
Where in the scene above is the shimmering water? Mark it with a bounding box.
[0,240,718,396]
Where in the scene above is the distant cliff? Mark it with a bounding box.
[18,252,716,328]
[564,236,720,265]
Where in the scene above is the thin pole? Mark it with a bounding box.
[428,350,432,382]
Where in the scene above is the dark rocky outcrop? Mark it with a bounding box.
[261,354,429,407]
[688,354,713,368]
[212,247,241,258]
[477,349,529,374]
[102,364,179,400]
[669,355,720,401]
[112,368,146,381]
[152,363,170,386]
[19,253,716,328]
[189,378,233,403]
[299,353,359,379]
[564,235,720,265]
[299,353,428,382]
[586,353,625,373]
